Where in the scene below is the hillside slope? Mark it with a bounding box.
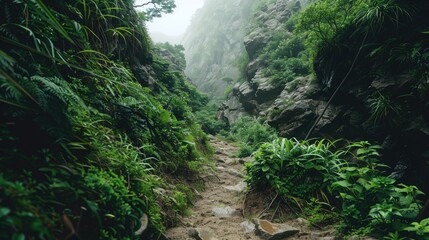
[0,0,209,238]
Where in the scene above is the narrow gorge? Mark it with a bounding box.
[1,0,429,239]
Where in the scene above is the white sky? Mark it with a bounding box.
[135,0,204,36]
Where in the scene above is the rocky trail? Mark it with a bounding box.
[165,137,337,240]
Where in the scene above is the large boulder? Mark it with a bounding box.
[254,219,299,240]
[217,95,247,125]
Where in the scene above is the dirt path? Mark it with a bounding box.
[165,137,336,240]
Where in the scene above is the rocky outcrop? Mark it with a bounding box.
[219,0,301,125]
[218,0,429,193]
[217,69,283,124]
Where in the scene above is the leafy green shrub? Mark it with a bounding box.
[403,218,429,239]
[194,103,228,135]
[260,34,310,85]
[83,168,143,238]
[246,139,425,237]
[228,116,276,157]
[245,138,346,199]
[303,198,340,226]
[0,175,52,239]
[368,91,400,123]
[238,144,254,158]
[332,142,423,234]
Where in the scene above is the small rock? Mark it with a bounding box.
[189,228,218,240]
[225,168,245,178]
[295,217,309,226]
[134,214,148,236]
[216,166,225,170]
[217,158,226,163]
[240,220,256,233]
[194,189,202,198]
[224,158,237,165]
[239,158,251,164]
[212,206,237,218]
[254,219,299,240]
[224,181,247,193]
[215,150,222,154]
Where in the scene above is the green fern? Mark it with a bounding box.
[31,76,86,109]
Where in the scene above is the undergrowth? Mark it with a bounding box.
[245,138,427,239]
[0,0,210,238]
[222,116,276,157]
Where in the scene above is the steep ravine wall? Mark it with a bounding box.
[218,0,429,192]
[182,0,259,98]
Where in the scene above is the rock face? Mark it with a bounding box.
[183,0,259,97]
[219,0,301,125]
[217,0,429,193]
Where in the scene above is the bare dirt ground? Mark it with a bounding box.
[165,137,337,240]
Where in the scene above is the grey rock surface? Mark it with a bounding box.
[212,206,237,218]
[254,219,299,240]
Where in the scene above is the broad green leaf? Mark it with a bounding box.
[261,166,270,172]
[0,207,11,218]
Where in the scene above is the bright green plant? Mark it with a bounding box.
[260,33,310,84]
[246,139,425,237]
[384,231,407,240]
[245,138,346,199]
[368,92,400,123]
[303,198,340,226]
[332,142,423,235]
[404,218,429,239]
[228,116,276,157]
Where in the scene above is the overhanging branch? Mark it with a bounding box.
[133,1,152,8]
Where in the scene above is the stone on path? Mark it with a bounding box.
[215,166,246,178]
[189,228,218,240]
[239,158,252,164]
[212,206,237,218]
[240,220,256,233]
[254,219,299,240]
[224,181,247,193]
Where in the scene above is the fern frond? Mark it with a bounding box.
[30,76,87,109]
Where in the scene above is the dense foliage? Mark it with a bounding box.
[245,139,427,238]
[134,0,176,21]
[298,0,429,193]
[194,103,228,136]
[223,116,276,157]
[0,0,209,238]
[249,1,311,85]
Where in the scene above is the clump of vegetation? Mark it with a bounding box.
[245,138,345,199]
[260,34,310,84]
[194,103,228,135]
[225,116,276,157]
[245,138,426,238]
